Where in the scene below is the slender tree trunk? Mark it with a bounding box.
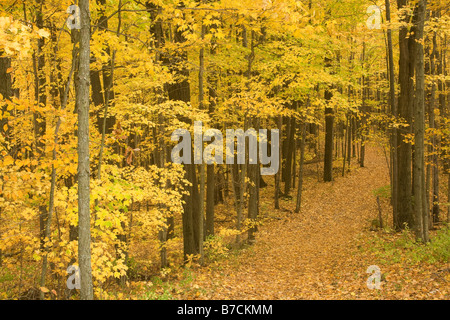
[282,116,290,183]
[0,54,12,139]
[182,161,199,259]
[205,22,218,238]
[342,115,349,176]
[424,28,433,231]
[274,116,282,208]
[34,0,48,252]
[0,53,12,268]
[324,54,334,182]
[448,173,450,223]
[360,42,367,168]
[284,117,295,194]
[77,0,94,300]
[248,118,258,243]
[428,34,438,226]
[347,113,352,168]
[431,28,442,225]
[292,132,297,189]
[256,118,261,218]
[230,161,242,244]
[396,0,414,230]
[386,0,398,228]
[96,0,121,179]
[198,162,205,263]
[196,23,206,264]
[413,0,428,242]
[295,122,307,213]
[206,164,215,237]
[324,85,334,181]
[93,0,115,135]
[352,117,356,158]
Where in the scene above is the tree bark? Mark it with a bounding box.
[360,42,367,168]
[395,0,414,230]
[413,0,428,242]
[284,117,295,194]
[324,56,334,182]
[34,0,48,252]
[77,0,94,300]
[0,52,12,269]
[197,23,206,264]
[428,30,439,226]
[386,0,398,228]
[0,55,12,140]
[205,20,218,238]
[167,7,200,260]
[274,116,282,208]
[206,164,215,237]
[248,117,259,243]
[295,122,307,213]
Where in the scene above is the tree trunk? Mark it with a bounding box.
[197,23,207,264]
[396,0,414,230]
[295,122,307,213]
[182,162,199,258]
[165,4,200,260]
[413,0,428,242]
[0,52,12,269]
[274,116,282,208]
[360,42,367,168]
[427,31,438,226]
[248,117,259,243]
[342,115,348,176]
[347,113,352,168]
[231,160,243,244]
[284,117,295,194]
[448,173,450,223]
[205,21,218,238]
[77,0,94,300]
[0,54,12,139]
[282,116,290,183]
[386,0,398,228]
[34,0,48,252]
[324,57,334,182]
[206,164,215,237]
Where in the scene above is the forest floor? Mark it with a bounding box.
[158,145,449,300]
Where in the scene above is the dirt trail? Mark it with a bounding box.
[192,146,392,299]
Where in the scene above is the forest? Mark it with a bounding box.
[0,0,449,301]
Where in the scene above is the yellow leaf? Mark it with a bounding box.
[3,156,14,166]
[40,287,49,293]
[37,29,50,38]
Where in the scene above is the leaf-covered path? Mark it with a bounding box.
[187,146,448,300]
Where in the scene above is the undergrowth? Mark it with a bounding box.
[366,224,450,265]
